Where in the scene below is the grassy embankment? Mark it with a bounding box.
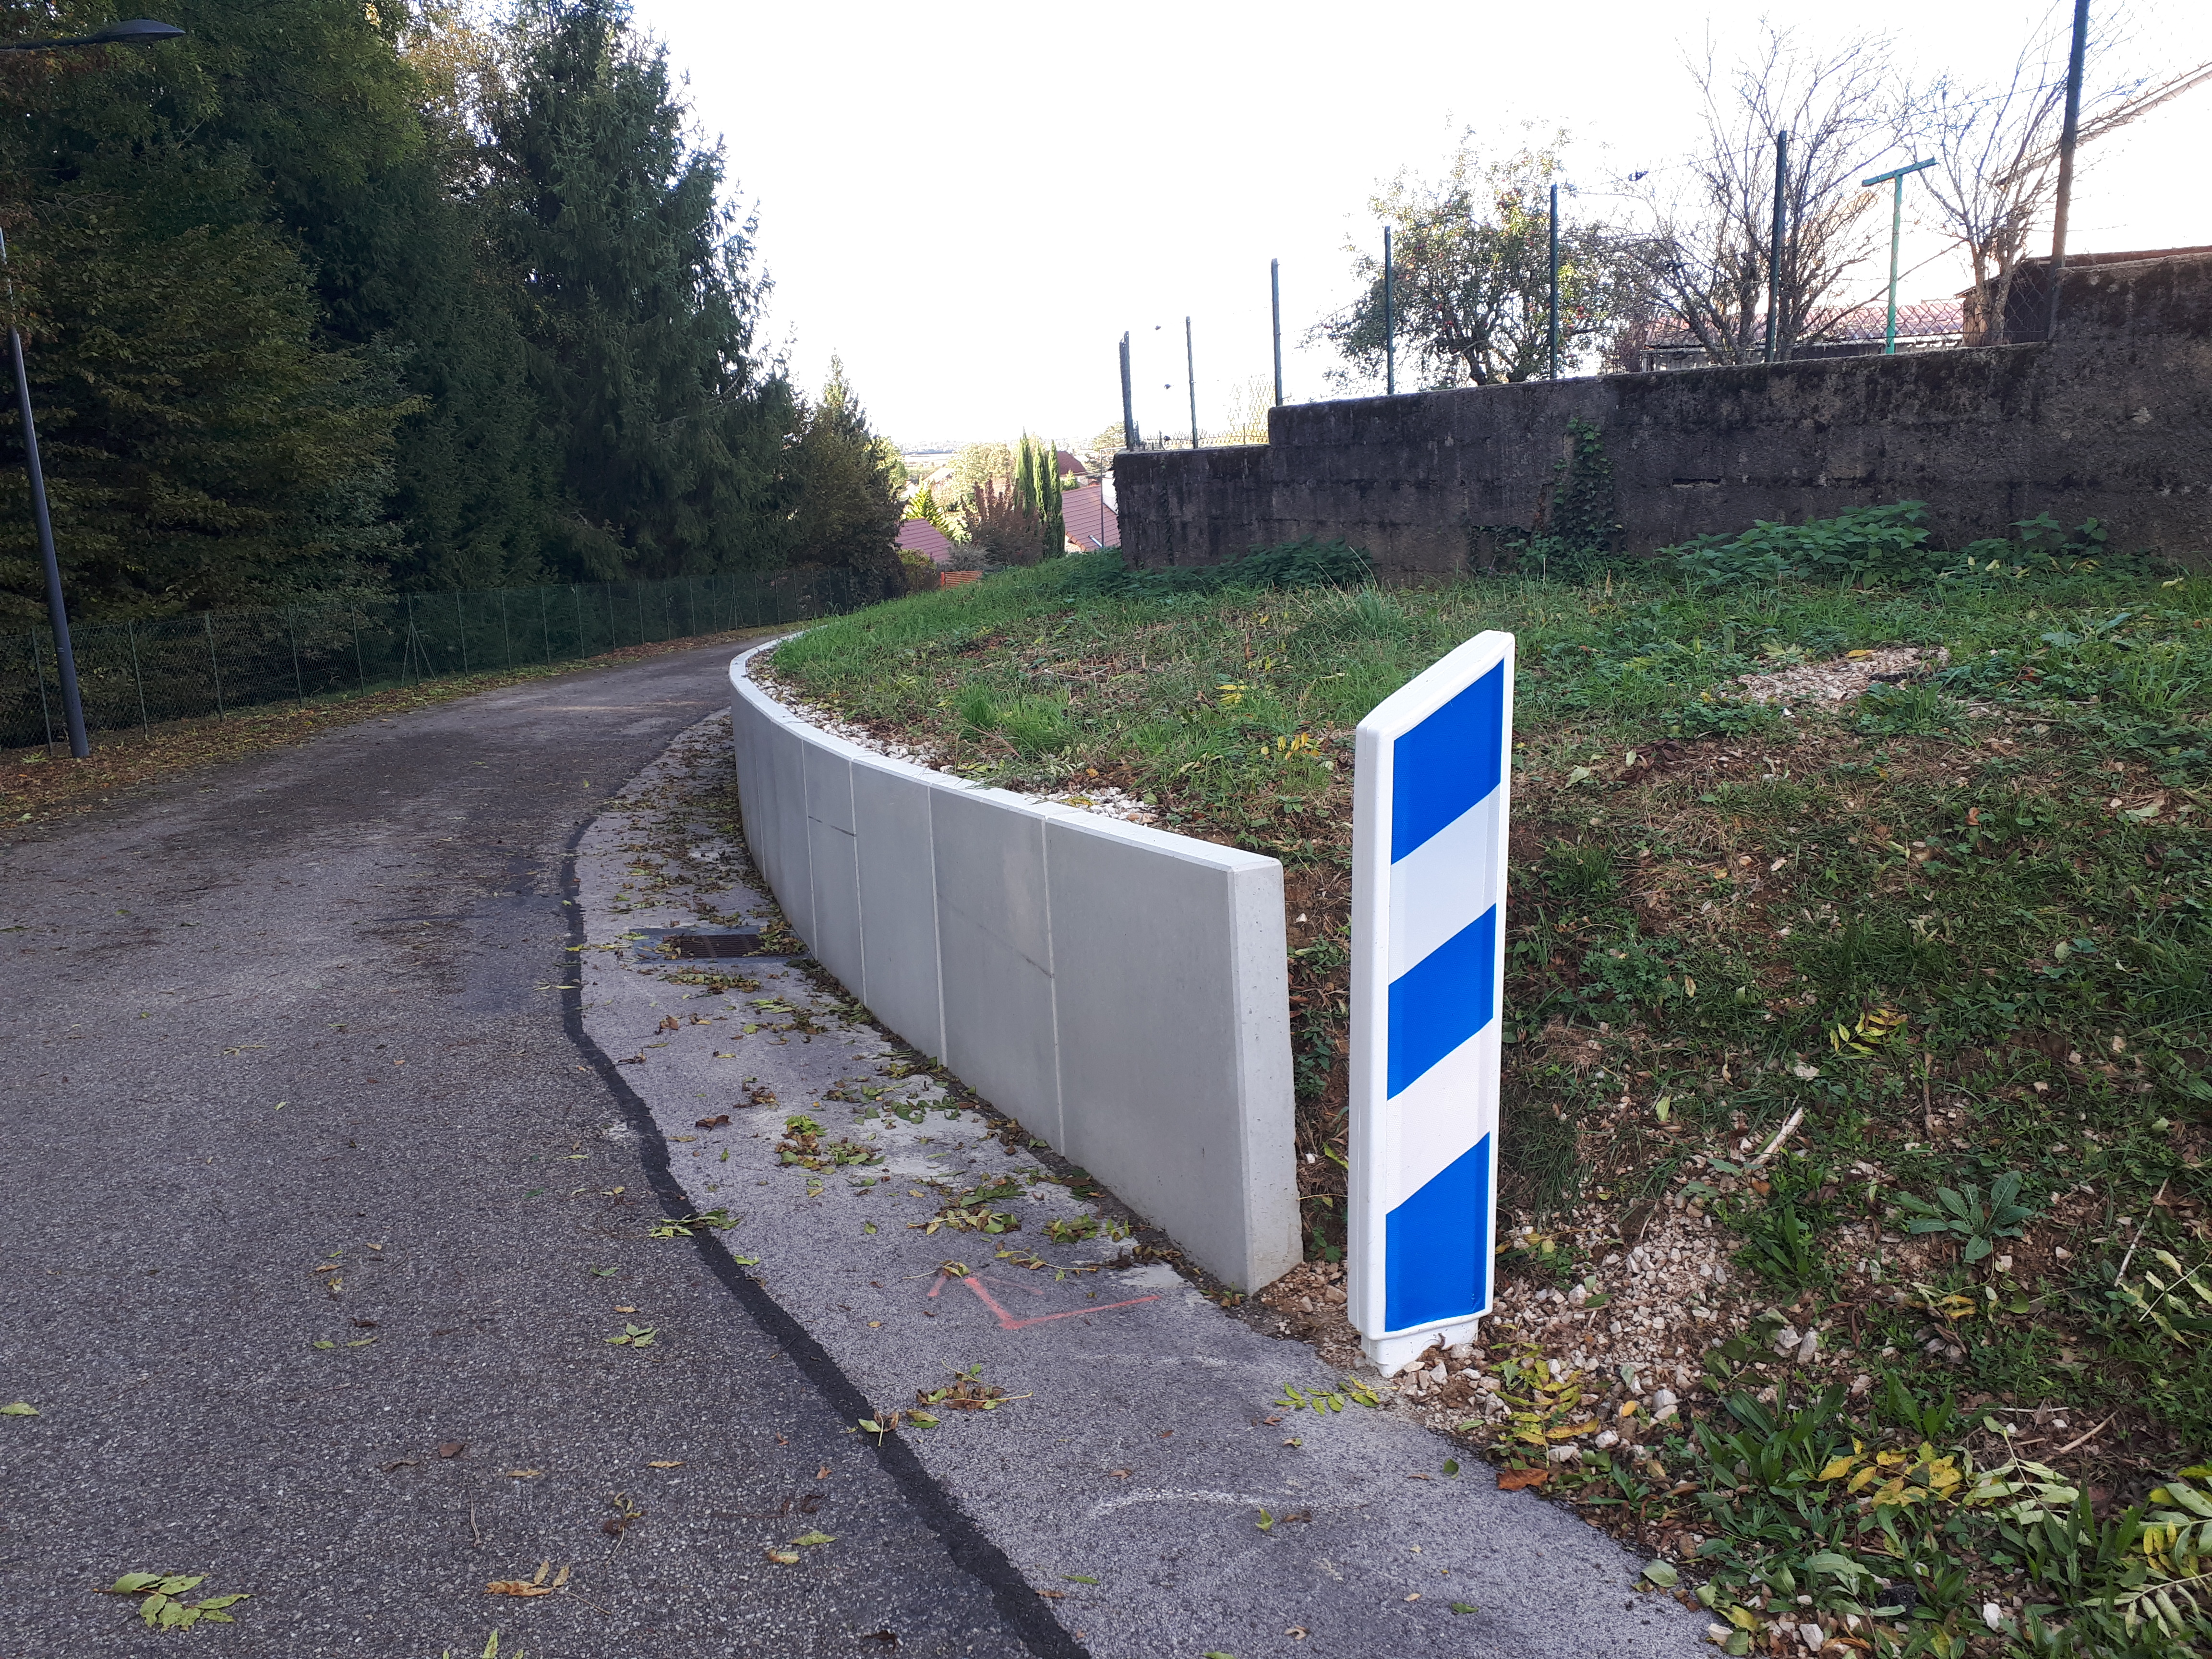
[775,544,2212,1656]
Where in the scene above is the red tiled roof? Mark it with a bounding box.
[1062,482,1117,550]
[898,517,955,566]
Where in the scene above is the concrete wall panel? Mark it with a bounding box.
[1045,815,1299,1290]
[801,745,863,993]
[727,644,1299,1289]
[850,755,945,1059]
[930,785,1063,1147]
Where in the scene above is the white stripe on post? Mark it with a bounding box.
[1348,630,1515,1375]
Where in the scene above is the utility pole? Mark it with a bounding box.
[1764,131,1789,363]
[1270,259,1284,408]
[1,225,85,757]
[1382,226,1395,395]
[1119,332,1137,449]
[1861,158,1937,354]
[2046,0,2092,340]
[1185,316,1198,448]
[1547,183,1561,380]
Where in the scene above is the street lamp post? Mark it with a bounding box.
[1861,158,1937,355]
[0,18,186,759]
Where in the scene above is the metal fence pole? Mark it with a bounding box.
[499,588,513,667]
[455,591,470,674]
[404,594,417,687]
[287,608,304,708]
[126,619,148,731]
[571,586,584,659]
[204,613,225,720]
[352,616,365,694]
[539,587,551,663]
[1382,226,1395,395]
[32,630,55,756]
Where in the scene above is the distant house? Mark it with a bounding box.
[897,516,955,567]
[1062,481,1118,552]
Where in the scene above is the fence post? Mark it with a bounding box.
[204,613,226,720]
[403,594,417,687]
[499,587,513,667]
[635,582,646,647]
[32,630,56,756]
[126,619,149,731]
[539,587,551,663]
[352,616,366,693]
[287,608,305,708]
[456,591,470,675]
[571,585,584,659]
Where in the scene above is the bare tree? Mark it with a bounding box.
[1897,8,2199,344]
[1620,27,1892,364]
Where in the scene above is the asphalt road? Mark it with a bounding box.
[0,643,1044,1658]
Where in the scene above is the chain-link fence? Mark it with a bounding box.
[1,566,865,753]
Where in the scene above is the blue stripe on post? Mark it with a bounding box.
[1383,1133,1491,1330]
[1385,905,1497,1098]
[1389,661,1505,863]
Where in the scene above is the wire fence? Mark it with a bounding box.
[1,566,866,753]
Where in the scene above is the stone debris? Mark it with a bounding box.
[1733,645,1949,707]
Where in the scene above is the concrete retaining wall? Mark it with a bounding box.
[728,644,1301,1291]
[1114,252,2212,573]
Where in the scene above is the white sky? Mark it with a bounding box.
[634,0,2212,452]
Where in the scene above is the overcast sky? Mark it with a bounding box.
[633,0,2212,451]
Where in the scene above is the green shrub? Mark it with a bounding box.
[1671,502,1945,590]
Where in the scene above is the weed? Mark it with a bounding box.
[1896,1171,2037,1262]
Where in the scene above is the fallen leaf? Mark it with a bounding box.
[647,1460,684,1469]
[1037,1588,1067,1599]
[485,1581,555,1598]
[764,1549,800,1565]
[384,1458,420,1471]
[1449,1602,1480,1615]
[437,1441,465,1458]
[816,1465,830,1479]
[507,1469,543,1479]
[1640,1561,1679,1588]
[1496,1467,1550,1491]
[614,1305,637,1313]
[696,1114,731,1129]
[790,1531,835,1546]
[860,1632,898,1647]
[1,1402,38,1417]
[1065,1575,1100,1585]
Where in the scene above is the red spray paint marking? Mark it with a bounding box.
[926,1269,1159,1329]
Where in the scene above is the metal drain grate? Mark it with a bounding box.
[658,932,769,960]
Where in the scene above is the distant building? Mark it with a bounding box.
[897,516,955,567]
[1062,481,1118,552]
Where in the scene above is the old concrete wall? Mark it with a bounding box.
[728,643,1302,1292]
[1115,253,2212,573]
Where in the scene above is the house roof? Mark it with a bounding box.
[897,517,955,566]
[1062,481,1118,551]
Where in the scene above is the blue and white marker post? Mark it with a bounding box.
[1347,630,1515,1374]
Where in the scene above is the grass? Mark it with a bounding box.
[773,548,2212,1657]
[0,624,782,836]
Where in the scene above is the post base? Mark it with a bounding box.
[1359,1316,1482,1377]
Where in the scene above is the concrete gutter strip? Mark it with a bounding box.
[576,712,1710,1659]
[728,641,1300,1293]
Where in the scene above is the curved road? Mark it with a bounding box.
[0,643,1044,1657]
